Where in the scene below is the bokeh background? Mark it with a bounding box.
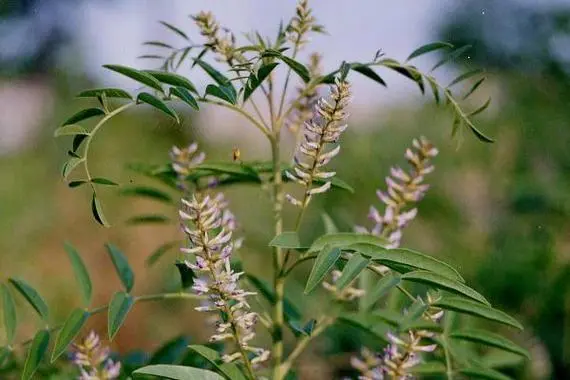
[1,0,570,379]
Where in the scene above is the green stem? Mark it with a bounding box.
[200,98,271,138]
[442,335,454,380]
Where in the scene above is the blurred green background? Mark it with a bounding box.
[1,0,569,379]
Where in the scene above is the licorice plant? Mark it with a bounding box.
[0,1,529,379]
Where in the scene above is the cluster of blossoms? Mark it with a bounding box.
[170,143,206,187]
[286,0,323,47]
[71,331,121,380]
[355,137,439,248]
[192,11,245,64]
[286,78,352,208]
[179,192,268,366]
[287,53,323,135]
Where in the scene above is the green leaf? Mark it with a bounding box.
[205,84,237,105]
[108,291,134,340]
[400,319,443,334]
[281,55,311,82]
[467,121,494,143]
[458,367,512,380]
[91,192,110,227]
[402,271,489,305]
[159,21,189,40]
[335,254,369,291]
[170,87,199,110]
[72,134,88,152]
[321,213,339,234]
[450,329,530,358]
[0,346,11,367]
[410,362,447,375]
[62,108,105,126]
[269,232,305,249]
[463,77,486,99]
[427,76,441,104]
[146,241,179,267]
[406,41,454,61]
[303,319,317,336]
[351,244,464,282]
[308,233,388,253]
[103,64,163,92]
[105,243,135,292]
[54,124,89,137]
[337,313,391,343]
[304,246,342,294]
[133,364,225,380]
[196,162,260,181]
[149,336,189,365]
[126,214,170,225]
[244,62,279,102]
[143,41,174,49]
[187,345,246,380]
[329,177,354,193]
[22,330,50,380]
[194,59,236,94]
[8,278,49,321]
[51,308,88,362]
[77,88,132,99]
[137,92,179,122]
[62,157,84,180]
[175,261,196,289]
[120,186,173,204]
[447,69,484,88]
[245,274,302,323]
[1,284,17,344]
[145,70,197,93]
[362,273,401,311]
[350,63,386,86]
[468,97,492,117]
[433,296,523,330]
[91,177,119,186]
[64,242,92,306]
[431,45,472,72]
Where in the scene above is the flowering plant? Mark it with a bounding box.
[1,1,528,379]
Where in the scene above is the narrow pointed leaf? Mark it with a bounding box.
[431,45,472,72]
[22,330,50,380]
[448,69,484,88]
[77,88,132,99]
[108,291,134,340]
[194,59,234,90]
[269,232,305,249]
[64,242,92,306]
[205,84,237,105]
[406,42,454,61]
[62,157,84,180]
[351,63,386,86]
[54,124,89,137]
[133,365,224,380]
[91,177,119,186]
[244,62,279,102]
[143,41,174,49]
[0,347,11,367]
[175,261,195,289]
[309,233,388,253]
[433,296,523,330]
[72,134,88,152]
[146,241,179,267]
[450,329,530,358]
[468,97,492,117]
[51,308,89,362]
[1,284,17,344]
[149,336,189,364]
[351,244,464,282]
[170,87,199,110]
[410,362,447,375]
[127,214,170,225]
[362,273,401,311]
[463,77,486,99]
[137,92,179,122]
[335,254,369,291]
[8,278,48,321]
[458,367,511,380]
[105,243,135,292]
[401,271,489,305]
[103,64,163,92]
[281,55,311,82]
[159,21,189,40]
[427,76,440,104]
[321,213,339,234]
[62,108,105,126]
[145,71,197,93]
[91,193,110,227]
[305,246,342,294]
[120,186,173,204]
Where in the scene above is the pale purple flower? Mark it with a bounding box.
[71,331,120,380]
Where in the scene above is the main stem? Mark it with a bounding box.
[271,133,286,380]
